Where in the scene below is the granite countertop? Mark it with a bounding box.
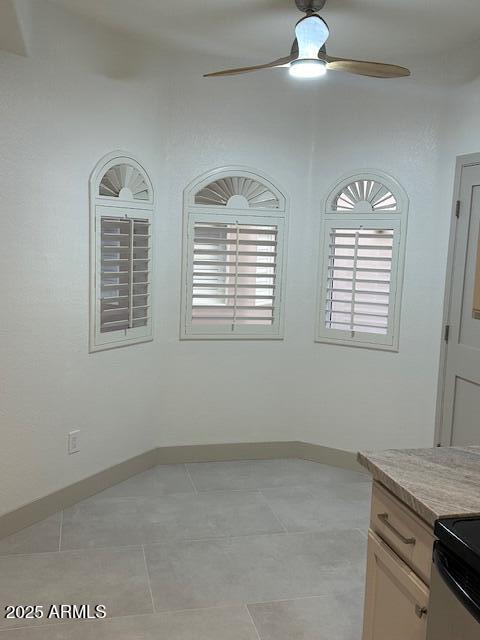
[357,446,480,528]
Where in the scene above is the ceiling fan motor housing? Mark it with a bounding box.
[295,0,326,13]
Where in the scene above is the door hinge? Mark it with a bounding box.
[444,324,450,342]
[415,605,428,619]
[455,200,461,218]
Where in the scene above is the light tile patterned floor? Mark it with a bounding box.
[0,459,371,639]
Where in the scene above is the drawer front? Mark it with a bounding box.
[371,482,435,585]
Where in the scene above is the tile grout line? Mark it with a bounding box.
[245,604,263,640]
[3,526,357,559]
[184,464,198,495]
[3,543,146,559]
[257,490,289,534]
[142,545,156,614]
[58,510,64,552]
[245,590,360,608]
[179,477,370,494]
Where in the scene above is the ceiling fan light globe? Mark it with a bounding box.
[289,58,327,79]
[295,15,330,59]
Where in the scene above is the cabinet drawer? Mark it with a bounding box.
[363,530,429,640]
[371,482,435,585]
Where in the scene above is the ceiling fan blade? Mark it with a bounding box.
[326,56,410,78]
[204,54,295,78]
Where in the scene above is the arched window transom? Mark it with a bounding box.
[99,163,150,201]
[333,179,398,213]
[193,175,283,210]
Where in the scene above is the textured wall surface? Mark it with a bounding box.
[0,0,457,516]
[0,3,168,516]
[160,64,445,456]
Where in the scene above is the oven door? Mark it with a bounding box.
[427,543,480,640]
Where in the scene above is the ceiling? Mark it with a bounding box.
[50,0,480,71]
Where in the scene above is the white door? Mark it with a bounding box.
[441,161,480,446]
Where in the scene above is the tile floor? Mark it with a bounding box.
[0,459,371,639]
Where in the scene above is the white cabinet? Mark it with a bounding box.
[363,530,430,640]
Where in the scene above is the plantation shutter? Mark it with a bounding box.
[99,215,151,335]
[319,220,401,348]
[185,214,285,337]
[325,227,394,334]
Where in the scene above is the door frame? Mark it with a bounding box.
[435,152,480,446]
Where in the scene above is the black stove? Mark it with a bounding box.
[434,516,480,624]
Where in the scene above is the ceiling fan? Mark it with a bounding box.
[204,0,410,80]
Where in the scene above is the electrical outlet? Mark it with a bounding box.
[68,430,80,454]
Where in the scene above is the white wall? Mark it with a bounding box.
[439,75,480,181]
[0,0,454,516]
[0,2,169,516]
[159,65,446,453]
[302,78,447,451]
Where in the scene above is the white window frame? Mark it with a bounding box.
[181,166,288,340]
[315,170,409,352]
[89,151,155,353]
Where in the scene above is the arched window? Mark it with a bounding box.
[89,151,154,352]
[181,167,288,339]
[316,171,408,351]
